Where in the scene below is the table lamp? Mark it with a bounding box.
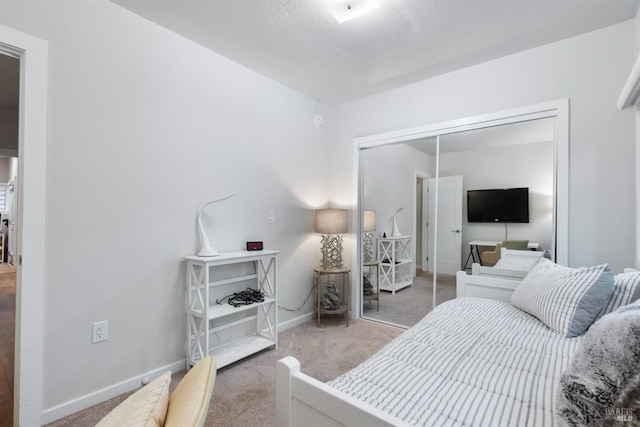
[363,210,376,263]
[315,209,348,269]
[197,192,236,257]
[391,207,403,237]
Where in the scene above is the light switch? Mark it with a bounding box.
[268,210,276,224]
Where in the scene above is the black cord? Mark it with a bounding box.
[278,284,316,312]
[216,288,265,307]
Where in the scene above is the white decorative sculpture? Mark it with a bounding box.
[197,193,236,257]
[391,207,403,237]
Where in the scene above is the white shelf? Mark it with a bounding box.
[209,336,275,369]
[380,279,412,292]
[189,296,276,319]
[185,251,279,369]
[380,258,411,266]
[378,237,413,294]
[184,250,280,265]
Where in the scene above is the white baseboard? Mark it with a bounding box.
[41,359,186,424]
[42,314,314,423]
[278,311,313,332]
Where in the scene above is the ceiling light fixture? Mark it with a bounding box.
[325,0,382,24]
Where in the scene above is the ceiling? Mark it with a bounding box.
[110,0,640,104]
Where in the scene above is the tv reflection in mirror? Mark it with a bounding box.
[467,187,529,223]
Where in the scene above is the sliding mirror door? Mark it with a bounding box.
[438,119,555,274]
[361,138,439,326]
[358,110,562,328]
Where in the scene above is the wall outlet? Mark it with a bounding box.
[92,320,108,344]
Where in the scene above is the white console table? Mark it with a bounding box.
[463,240,539,270]
[185,250,279,369]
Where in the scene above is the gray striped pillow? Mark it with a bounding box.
[510,258,614,337]
[593,270,640,320]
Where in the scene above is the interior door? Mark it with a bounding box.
[428,175,463,275]
[421,176,429,272]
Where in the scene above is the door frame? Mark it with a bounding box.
[413,170,430,273]
[0,24,48,425]
[352,99,569,320]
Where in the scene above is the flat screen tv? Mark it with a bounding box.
[467,187,529,223]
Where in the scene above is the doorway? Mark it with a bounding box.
[414,170,429,272]
[0,24,49,426]
[427,175,463,276]
[0,51,19,426]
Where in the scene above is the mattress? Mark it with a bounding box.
[328,297,583,426]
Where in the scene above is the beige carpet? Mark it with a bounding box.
[46,317,404,426]
[363,271,457,327]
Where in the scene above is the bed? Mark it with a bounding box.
[471,248,545,279]
[457,249,546,302]
[276,261,640,427]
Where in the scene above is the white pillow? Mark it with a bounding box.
[510,258,614,337]
[96,371,171,427]
[593,270,640,320]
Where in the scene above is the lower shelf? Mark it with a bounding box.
[380,279,412,293]
[319,302,348,315]
[191,335,276,369]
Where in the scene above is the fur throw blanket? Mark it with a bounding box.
[557,300,640,426]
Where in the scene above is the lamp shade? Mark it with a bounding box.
[363,210,376,232]
[315,209,348,234]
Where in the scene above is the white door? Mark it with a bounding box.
[428,175,463,275]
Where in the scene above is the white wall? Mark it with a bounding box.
[439,141,554,263]
[0,0,328,420]
[363,144,432,239]
[362,143,432,268]
[326,21,637,274]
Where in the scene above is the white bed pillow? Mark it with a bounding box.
[96,371,171,427]
[593,270,640,321]
[510,258,614,337]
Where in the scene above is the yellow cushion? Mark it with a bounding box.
[164,356,216,427]
[96,371,171,427]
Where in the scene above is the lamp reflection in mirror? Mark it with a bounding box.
[391,207,403,237]
[315,209,348,269]
[363,210,376,263]
[197,192,236,257]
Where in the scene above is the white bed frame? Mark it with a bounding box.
[456,270,523,303]
[471,262,528,280]
[277,273,530,427]
[276,356,412,427]
[470,248,543,279]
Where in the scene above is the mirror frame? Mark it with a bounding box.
[351,99,569,320]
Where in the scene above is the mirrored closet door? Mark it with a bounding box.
[358,112,562,328]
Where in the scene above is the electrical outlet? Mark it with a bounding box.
[92,320,108,344]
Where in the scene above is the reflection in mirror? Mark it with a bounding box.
[361,139,440,327]
[438,119,555,271]
[360,117,556,328]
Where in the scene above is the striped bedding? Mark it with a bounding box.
[328,298,583,426]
